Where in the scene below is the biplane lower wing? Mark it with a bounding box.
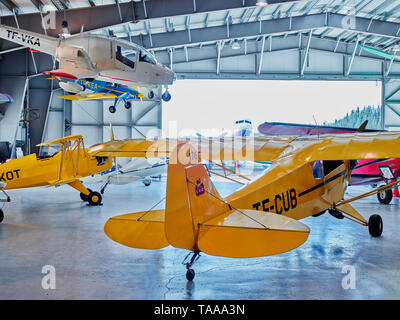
[104,210,169,249]
[58,93,118,101]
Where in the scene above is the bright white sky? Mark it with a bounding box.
[162,79,382,137]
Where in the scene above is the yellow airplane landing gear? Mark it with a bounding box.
[80,189,102,206]
[368,214,383,237]
[183,250,201,282]
[0,182,10,223]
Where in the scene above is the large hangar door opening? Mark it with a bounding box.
[162,80,382,137]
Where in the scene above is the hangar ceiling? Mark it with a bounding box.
[1,0,400,156]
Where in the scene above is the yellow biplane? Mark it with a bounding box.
[0,134,113,222]
[88,130,400,281]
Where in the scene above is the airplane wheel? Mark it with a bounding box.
[125,101,132,109]
[148,90,154,99]
[377,189,392,204]
[186,269,195,281]
[368,214,383,237]
[109,106,116,113]
[88,191,102,206]
[162,91,171,102]
[0,209,4,223]
[80,189,92,201]
[143,177,151,186]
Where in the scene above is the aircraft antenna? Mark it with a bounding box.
[313,115,320,140]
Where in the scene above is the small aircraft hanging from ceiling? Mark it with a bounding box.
[88,127,400,281]
[0,24,175,102]
[0,135,113,223]
[258,121,400,204]
[50,77,145,113]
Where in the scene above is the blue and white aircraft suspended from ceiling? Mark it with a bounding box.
[0,23,175,109]
[52,77,145,113]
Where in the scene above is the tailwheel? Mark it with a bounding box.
[80,188,92,202]
[88,191,102,206]
[186,269,195,282]
[182,250,200,282]
[377,188,392,204]
[368,214,383,237]
[0,209,4,223]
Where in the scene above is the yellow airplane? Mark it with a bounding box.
[88,131,400,281]
[0,134,113,223]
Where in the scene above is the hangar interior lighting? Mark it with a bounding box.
[256,0,268,6]
[231,39,241,50]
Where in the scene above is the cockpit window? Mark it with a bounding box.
[116,46,135,69]
[139,50,156,65]
[312,160,324,179]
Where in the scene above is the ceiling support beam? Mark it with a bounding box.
[123,13,400,50]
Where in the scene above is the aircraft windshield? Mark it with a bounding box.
[116,45,136,69]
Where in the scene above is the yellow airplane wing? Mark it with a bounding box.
[88,132,400,163]
[88,136,299,162]
[58,93,118,101]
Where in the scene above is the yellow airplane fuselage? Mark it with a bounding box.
[0,149,112,190]
[227,161,347,221]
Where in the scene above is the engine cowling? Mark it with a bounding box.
[59,81,84,94]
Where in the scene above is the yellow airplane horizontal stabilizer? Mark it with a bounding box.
[37,134,83,147]
[104,210,169,249]
[198,210,310,258]
[58,93,117,101]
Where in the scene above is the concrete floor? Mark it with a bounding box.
[1,174,400,300]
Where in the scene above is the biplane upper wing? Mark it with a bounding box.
[37,134,83,147]
[43,68,98,81]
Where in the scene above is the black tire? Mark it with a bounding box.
[125,101,132,109]
[162,91,171,102]
[377,189,392,204]
[0,209,4,223]
[88,191,102,206]
[186,269,195,281]
[148,90,154,99]
[80,188,92,201]
[368,214,383,237]
[109,106,116,113]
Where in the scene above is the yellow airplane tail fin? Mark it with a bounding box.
[164,143,310,257]
[164,154,230,251]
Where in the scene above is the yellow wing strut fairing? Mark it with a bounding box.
[100,132,400,281]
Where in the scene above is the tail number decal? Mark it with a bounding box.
[6,30,41,47]
[0,169,21,182]
[252,188,297,214]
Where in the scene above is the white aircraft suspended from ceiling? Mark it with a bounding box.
[0,22,176,102]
